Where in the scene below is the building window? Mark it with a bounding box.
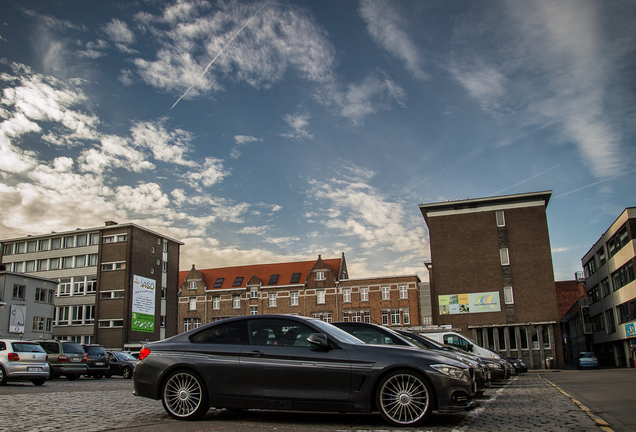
[161,288,166,299]
[75,255,86,267]
[381,310,389,325]
[189,281,196,290]
[403,310,410,325]
[607,225,629,259]
[47,289,55,304]
[600,278,611,297]
[290,273,301,284]
[25,260,35,272]
[390,309,400,325]
[500,248,510,266]
[50,238,61,250]
[103,234,127,244]
[189,297,197,311]
[399,285,408,299]
[183,318,192,332]
[316,290,325,304]
[212,296,220,309]
[75,234,87,247]
[36,259,48,271]
[12,284,25,300]
[98,320,123,328]
[597,247,606,267]
[49,258,59,270]
[88,254,98,266]
[343,289,351,303]
[35,287,47,302]
[33,317,45,331]
[612,261,634,292]
[150,268,155,275]
[250,287,258,298]
[73,281,85,295]
[71,306,83,325]
[311,312,332,322]
[37,239,49,251]
[86,279,97,293]
[250,306,258,315]
[315,271,325,281]
[214,278,224,288]
[269,293,276,307]
[290,291,299,306]
[151,247,155,254]
[163,240,168,252]
[162,261,167,272]
[12,262,23,273]
[495,210,505,227]
[504,286,514,304]
[360,287,369,302]
[268,274,279,285]
[46,318,53,332]
[59,279,71,296]
[99,291,125,299]
[232,295,240,308]
[57,306,70,325]
[351,311,361,322]
[605,308,617,334]
[85,306,95,324]
[192,318,201,328]
[584,257,597,277]
[26,240,36,253]
[381,286,390,300]
[233,277,244,287]
[63,236,75,248]
[101,262,126,271]
[89,233,100,245]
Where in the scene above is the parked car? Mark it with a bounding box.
[82,344,109,379]
[133,315,475,426]
[577,352,599,369]
[37,340,87,380]
[396,330,490,394]
[106,351,137,379]
[0,339,50,386]
[504,357,528,374]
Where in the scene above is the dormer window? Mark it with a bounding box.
[268,274,279,285]
[233,277,244,287]
[189,281,196,290]
[290,273,301,283]
[315,271,325,281]
[214,278,224,288]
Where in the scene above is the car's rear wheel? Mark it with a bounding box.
[93,374,103,379]
[0,366,7,386]
[66,374,78,380]
[376,369,434,426]
[162,370,209,420]
[32,378,46,386]
[122,367,132,379]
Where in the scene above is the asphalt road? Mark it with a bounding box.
[537,368,636,432]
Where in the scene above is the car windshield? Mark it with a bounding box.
[117,352,137,361]
[11,342,45,353]
[84,346,106,355]
[62,342,85,354]
[311,320,364,344]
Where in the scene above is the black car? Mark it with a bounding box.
[106,351,137,379]
[133,315,475,426]
[81,344,109,379]
[504,357,528,374]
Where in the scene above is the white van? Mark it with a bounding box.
[419,331,501,361]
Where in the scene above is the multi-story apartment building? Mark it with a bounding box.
[178,255,347,331]
[580,207,636,367]
[0,269,58,340]
[339,275,421,326]
[0,222,183,349]
[419,191,563,369]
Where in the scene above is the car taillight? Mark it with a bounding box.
[8,353,19,361]
[58,355,69,362]
[46,355,49,362]
[138,348,150,360]
[83,353,89,363]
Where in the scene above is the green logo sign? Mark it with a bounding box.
[132,312,154,333]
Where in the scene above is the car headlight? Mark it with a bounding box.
[431,364,470,383]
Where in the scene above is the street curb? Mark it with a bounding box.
[537,374,614,432]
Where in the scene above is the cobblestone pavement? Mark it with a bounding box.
[0,374,604,432]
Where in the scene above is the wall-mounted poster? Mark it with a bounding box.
[132,275,156,333]
[439,291,501,315]
[9,305,26,333]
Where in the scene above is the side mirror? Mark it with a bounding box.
[307,333,329,349]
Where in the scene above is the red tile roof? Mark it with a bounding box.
[555,280,586,320]
[179,257,343,291]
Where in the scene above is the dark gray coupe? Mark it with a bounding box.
[133,315,474,426]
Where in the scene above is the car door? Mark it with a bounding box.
[184,319,250,399]
[240,318,351,402]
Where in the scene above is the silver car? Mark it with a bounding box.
[0,339,50,386]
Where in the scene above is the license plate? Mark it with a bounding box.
[95,362,105,366]
[71,358,80,362]
[27,367,42,372]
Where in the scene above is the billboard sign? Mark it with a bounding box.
[132,275,156,333]
[9,305,27,333]
[439,291,501,315]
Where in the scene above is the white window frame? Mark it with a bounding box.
[250,287,258,298]
[495,210,505,227]
[290,291,299,306]
[232,295,240,309]
[403,309,410,325]
[315,271,325,281]
[189,281,197,290]
[250,306,258,315]
[316,290,326,304]
[381,286,390,300]
[360,287,369,302]
[189,297,197,311]
[212,296,220,309]
[343,289,351,303]
[399,285,408,299]
[390,309,400,325]
[268,293,276,307]
[500,248,510,266]
[504,286,514,304]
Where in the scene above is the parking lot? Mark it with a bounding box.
[0,372,612,432]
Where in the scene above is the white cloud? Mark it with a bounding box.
[359,0,427,80]
[280,112,313,140]
[102,18,136,45]
[131,119,197,167]
[230,134,261,159]
[182,156,230,190]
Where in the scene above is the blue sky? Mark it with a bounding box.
[0,0,634,281]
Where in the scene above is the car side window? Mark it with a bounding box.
[0,342,5,351]
[248,319,314,347]
[190,321,247,344]
[41,342,59,354]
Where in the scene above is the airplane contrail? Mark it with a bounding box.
[170,0,272,111]
[553,168,636,199]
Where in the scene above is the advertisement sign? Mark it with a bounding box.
[439,291,501,315]
[132,275,156,333]
[626,323,636,337]
[9,305,26,333]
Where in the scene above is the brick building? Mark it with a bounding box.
[178,254,422,332]
[580,207,636,367]
[0,222,183,349]
[419,191,563,369]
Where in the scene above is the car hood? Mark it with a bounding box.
[350,343,470,368]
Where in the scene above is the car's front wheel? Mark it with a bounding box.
[376,369,434,427]
[122,367,132,379]
[162,370,209,420]
[0,365,7,386]
[32,379,46,386]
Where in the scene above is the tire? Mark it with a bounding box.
[94,374,103,380]
[122,367,132,379]
[376,369,434,427]
[161,370,209,420]
[66,374,78,381]
[32,379,46,386]
[104,373,112,378]
[0,365,7,386]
